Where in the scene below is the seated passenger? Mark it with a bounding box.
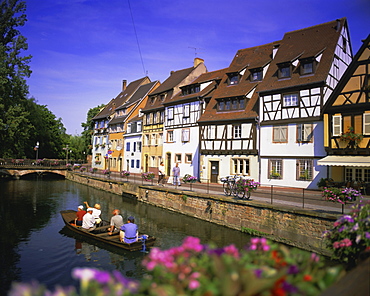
[107,209,124,235]
[84,201,102,225]
[82,208,96,232]
[74,205,86,226]
[120,216,138,243]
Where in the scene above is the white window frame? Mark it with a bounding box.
[168,107,174,120]
[283,93,298,107]
[332,115,342,136]
[296,159,313,181]
[363,113,370,135]
[232,158,250,175]
[167,130,174,142]
[269,159,282,179]
[182,129,190,142]
[233,124,242,139]
[297,123,313,142]
[273,125,288,143]
[184,104,190,118]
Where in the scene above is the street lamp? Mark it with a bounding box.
[63,145,69,164]
[35,141,39,161]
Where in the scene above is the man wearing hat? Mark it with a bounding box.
[74,205,86,226]
[82,208,96,232]
[120,216,138,243]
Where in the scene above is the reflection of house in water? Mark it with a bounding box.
[75,240,99,261]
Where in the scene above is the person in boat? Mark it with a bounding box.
[84,201,102,226]
[120,216,138,243]
[82,208,96,232]
[107,209,124,235]
[74,205,86,226]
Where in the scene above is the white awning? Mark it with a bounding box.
[318,155,370,167]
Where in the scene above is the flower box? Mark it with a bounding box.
[142,172,155,181]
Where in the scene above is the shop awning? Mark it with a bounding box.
[318,155,370,167]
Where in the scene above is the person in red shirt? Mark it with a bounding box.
[74,205,86,226]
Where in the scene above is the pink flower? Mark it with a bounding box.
[188,279,200,290]
[224,244,240,258]
[182,236,203,252]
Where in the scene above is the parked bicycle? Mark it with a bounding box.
[220,175,251,199]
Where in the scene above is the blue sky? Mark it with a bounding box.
[22,0,369,135]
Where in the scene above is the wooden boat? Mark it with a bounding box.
[60,210,156,251]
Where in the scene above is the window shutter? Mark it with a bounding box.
[333,115,342,136]
[364,113,370,135]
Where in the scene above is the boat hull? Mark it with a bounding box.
[60,210,156,251]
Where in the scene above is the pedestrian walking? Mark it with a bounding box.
[172,162,181,186]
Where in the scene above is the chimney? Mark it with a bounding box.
[336,19,341,32]
[194,57,204,67]
[122,80,127,91]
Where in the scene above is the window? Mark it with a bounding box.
[185,154,192,163]
[153,112,157,124]
[232,158,250,175]
[175,153,182,163]
[345,168,370,182]
[269,159,282,179]
[160,94,166,101]
[296,159,313,181]
[168,108,174,120]
[283,93,298,107]
[279,64,291,78]
[273,125,288,143]
[136,159,140,169]
[250,69,263,81]
[228,73,239,85]
[151,134,157,146]
[364,113,370,135]
[137,122,142,132]
[182,84,200,95]
[332,115,342,136]
[160,111,164,123]
[233,125,241,139]
[297,123,313,142]
[131,159,135,168]
[167,130,174,142]
[126,142,130,151]
[184,104,190,118]
[133,142,136,152]
[218,101,225,111]
[151,156,156,167]
[182,129,190,142]
[301,61,314,75]
[144,134,149,146]
[225,100,231,110]
[127,123,131,134]
[137,142,142,152]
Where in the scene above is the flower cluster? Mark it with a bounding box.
[103,169,110,175]
[73,164,81,170]
[90,167,97,173]
[120,170,130,177]
[322,187,362,204]
[80,166,87,172]
[66,163,72,169]
[323,201,370,267]
[142,172,155,181]
[9,237,345,296]
[182,174,197,183]
[235,178,260,192]
[340,126,363,147]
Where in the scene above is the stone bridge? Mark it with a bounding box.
[0,166,67,179]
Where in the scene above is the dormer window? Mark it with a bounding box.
[150,96,156,105]
[300,58,315,75]
[228,73,239,85]
[181,84,200,96]
[217,98,246,111]
[250,68,263,82]
[278,63,291,79]
[160,94,166,101]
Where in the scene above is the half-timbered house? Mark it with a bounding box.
[318,35,370,192]
[163,68,226,179]
[258,18,352,189]
[141,58,207,176]
[92,77,149,170]
[198,43,274,182]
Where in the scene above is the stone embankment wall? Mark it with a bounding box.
[67,172,337,255]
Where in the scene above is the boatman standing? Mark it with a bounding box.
[120,216,138,243]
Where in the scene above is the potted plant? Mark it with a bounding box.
[142,172,155,181]
[235,178,260,193]
[103,169,111,176]
[120,170,130,177]
[299,170,310,180]
[269,169,281,179]
[90,167,97,173]
[182,174,197,183]
[322,187,362,205]
[340,127,363,148]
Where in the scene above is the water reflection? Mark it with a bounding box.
[0,177,256,295]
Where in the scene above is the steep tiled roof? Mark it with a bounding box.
[258,18,347,93]
[93,76,150,120]
[117,81,159,110]
[198,42,274,123]
[168,68,227,105]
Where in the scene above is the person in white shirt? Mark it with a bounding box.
[82,208,96,232]
[84,201,102,226]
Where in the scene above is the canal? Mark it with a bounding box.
[1,175,255,295]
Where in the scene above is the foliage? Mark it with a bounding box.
[80,166,86,172]
[317,178,332,188]
[103,169,110,175]
[340,127,363,147]
[142,172,155,181]
[323,201,370,267]
[9,237,346,296]
[235,178,260,192]
[322,187,362,205]
[182,174,197,183]
[90,167,97,173]
[120,170,130,177]
[269,169,281,179]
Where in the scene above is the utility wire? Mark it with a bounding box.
[128,0,146,75]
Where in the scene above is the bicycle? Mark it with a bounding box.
[220,175,251,199]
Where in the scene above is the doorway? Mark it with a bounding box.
[166,153,171,176]
[210,161,219,183]
[144,154,149,172]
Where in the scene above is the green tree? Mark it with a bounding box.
[81,104,105,156]
[0,0,32,158]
